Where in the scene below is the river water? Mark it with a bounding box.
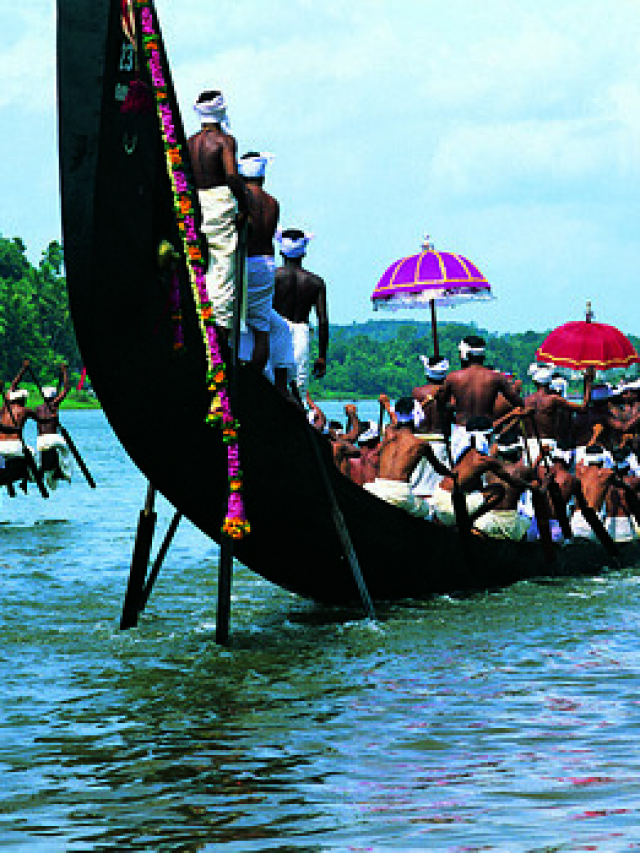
[2,408,640,851]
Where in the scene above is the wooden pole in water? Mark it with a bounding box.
[120,483,156,630]
[215,219,247,645]
[138,509,183,614]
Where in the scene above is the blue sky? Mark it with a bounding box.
[3,1,640,335]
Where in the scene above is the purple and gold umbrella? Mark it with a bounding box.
[371,238,493,358]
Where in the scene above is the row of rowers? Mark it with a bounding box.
[0,360,72,495]
[188,90,328,399]
[306,334,640,545]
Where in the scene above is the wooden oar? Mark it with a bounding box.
[521,410,571,540]
[574,487,619,561]
[306,425,375,619]
[518,418,555,562]
[0,385,48,499]
[27,365,96,488]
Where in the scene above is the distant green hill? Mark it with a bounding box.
[308,319,640,399]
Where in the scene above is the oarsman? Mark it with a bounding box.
[493,375,524,421]
[329,404,366,479]
[353,420,381,486]
[411,355,452,501]
[574,384,640,466]
[305,390,326,432]
[434,335,525,430]
[429,416,535,533]
[364,397,449,518]
[570,444,617,538]
[188,89,247,350]
[238,151,280,373]
[476,426,537,541]
[274,228,328,394]
[525,443,580,544]
[34,364,72,489]
[603,447,640,543]
[523,365,588,463]
[0,361,37,493]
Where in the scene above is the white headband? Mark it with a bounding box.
[419,355,449,380]
[458,341,485,360]
[549,377,567,396]
[358,421,379,443]
[496,436,524,454]
[194,93,230,131]
[8,389,27,401]
[584,449,606,465]
[276,229,314,259]
[238,152,274,179]
[42,386,57,399]
[532,367,553,386]
[551,447,574,465]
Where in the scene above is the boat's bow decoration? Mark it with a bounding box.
[131,0,249,538]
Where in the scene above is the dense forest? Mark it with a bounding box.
[3,235,639,400]
[0,235,80,385]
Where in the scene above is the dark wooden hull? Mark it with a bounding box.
[56,0,639,606]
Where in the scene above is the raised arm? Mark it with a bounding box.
[305,390,326,432]
[52,363,71,408]
[378,393,397,426]
[10,359,30,392]
[343,404,362,442]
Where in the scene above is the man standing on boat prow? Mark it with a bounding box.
[238,152,280,373]
[274,228,328,395]
[435,335,525,430]
[0,360,37,494]
[188,90,246,350]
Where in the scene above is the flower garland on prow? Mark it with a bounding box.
[133,0,249,539]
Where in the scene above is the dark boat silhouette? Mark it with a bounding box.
[56,0,638,611]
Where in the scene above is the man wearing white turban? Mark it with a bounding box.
[188,89,247,347]
[410,355,451,501]
[274,227,328,395]
[238,151,280,374]
[34,364,73,489]
[0,360,37,495]
[523,367,589,464]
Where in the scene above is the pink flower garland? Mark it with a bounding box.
[133,0,249,539]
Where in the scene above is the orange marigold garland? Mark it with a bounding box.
[134,0,249,538]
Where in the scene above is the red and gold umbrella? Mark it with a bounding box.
[536,302,639,372]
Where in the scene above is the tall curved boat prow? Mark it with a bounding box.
[56,0,637,607]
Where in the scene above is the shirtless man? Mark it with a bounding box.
[573,384,640,463]
[570,444,617,538]
[274,228,328,393]
[526,444,580,543]
[430,416,535,535]
[364,397,449,518]
[188,90,246,348]
[523,366,587,463]
[0,360,37,493]
[435,335,525,428]
[603,447,640,542]
[411,355,452,501]
[238,151,280,373]
[35,364,72,487]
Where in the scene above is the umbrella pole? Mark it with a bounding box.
[430,302,439,360]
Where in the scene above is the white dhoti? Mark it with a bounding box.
[0,439,25,459]
[526,437,556,465]
[198,186,238,331]
[604,515,638,543]
[238,309,295,384]
[286,321,310,393]
[474,509,530,541]
[37,433,72,490]
[428,486,484,526]
[575,446,614,469]
[364,478,431,519]
[410,435,448,499]
[246,255,276,333]
[570,510,598,539]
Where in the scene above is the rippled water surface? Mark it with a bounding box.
[2,409,640,851]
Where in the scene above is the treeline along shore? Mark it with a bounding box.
[4,235,639,404]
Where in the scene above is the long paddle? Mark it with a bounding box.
[305,424,375,618]
[27,365,96,488]
[518,418,555,562]
[0,385,48,498]
[574,487,619,561]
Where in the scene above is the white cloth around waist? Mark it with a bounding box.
[363,478,431,519]
[36,433,67,452]
[245,255,276,333]
[0,440,27,458]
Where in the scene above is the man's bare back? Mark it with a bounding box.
[244,183,279,257]
[188,126,237,190]
[274,265,327,324]
[438,364,524,426]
